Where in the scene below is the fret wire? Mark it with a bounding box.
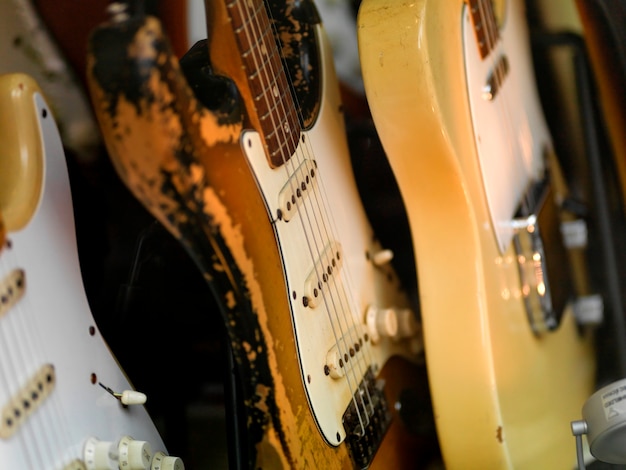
[482,0,499,50]
[229,0,299,164]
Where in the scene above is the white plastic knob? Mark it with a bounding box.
[119,436,153,470]
[119,390,148,405]
[151,451,185,470]
[375,308,398,337]
[365,306,398,343]
[371,249,394,266]
[84,437,118,470]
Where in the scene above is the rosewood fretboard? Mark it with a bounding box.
[226,0,300,167]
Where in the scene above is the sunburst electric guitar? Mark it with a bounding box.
[86,1,430,469]
[358,0,598,468]
[0,73,183,469]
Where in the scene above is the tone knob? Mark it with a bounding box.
[118,435,153,470]
[84,437,118,470]
[151,451,185,470]
[371,249,394,266]
[365,306,398,343]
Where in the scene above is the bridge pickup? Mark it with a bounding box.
[0,363,56,439]
[513,181,571,334]
[0,269,25,318]
[303,241,343,308]
[325,325,368,379]
[278,159,318,222]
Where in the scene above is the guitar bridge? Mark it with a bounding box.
[513,180,571,334]
[342,367,391,469]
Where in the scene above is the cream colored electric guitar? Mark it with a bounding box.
[358,0,597,468]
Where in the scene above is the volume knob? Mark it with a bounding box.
[119,436,153,470]
[151,451,185,470]
[84,437,118,470]
[365,306,398,343]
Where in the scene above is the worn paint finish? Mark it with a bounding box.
[87,15,291,467]
[87,1,433,468]
[266,0,321,129]
[87,11,351,468]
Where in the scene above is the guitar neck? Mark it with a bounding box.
[466,0,500,58]
[228,0,300,166]
[201,1,291,168]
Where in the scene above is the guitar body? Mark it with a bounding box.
[0,74,179,468]
[86,1,431,468]
[358,0,596,468]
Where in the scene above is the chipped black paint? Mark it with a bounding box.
[180,40,244,125]
[88,16,156,118]
[88,13,279,468]
[266,0,321,130]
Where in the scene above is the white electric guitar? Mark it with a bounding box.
[0,73,183,470]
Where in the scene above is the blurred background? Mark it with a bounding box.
[2,0,625,468]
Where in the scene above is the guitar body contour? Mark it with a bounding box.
[0,73,178,469]
[358,0,595,468]
[86,1,433,468]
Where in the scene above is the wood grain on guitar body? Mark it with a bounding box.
[358,0,597,468]
[0,73,182,469]
[86,1,431,468]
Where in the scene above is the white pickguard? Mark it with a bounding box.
[0,88,175,469]
[242,25,422,445]
[462,0,552,254]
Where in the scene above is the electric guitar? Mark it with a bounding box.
[85,1,432,468]
[358,0,597,468]
[0,73,182,469]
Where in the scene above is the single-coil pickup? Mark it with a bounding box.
[324,325,368,379]
[482,54,510,101]
[0,363,56,439]
[303,241,343,308]
[278,159,317,222]
[0,269,25,318]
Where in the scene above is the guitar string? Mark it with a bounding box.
[0,243,38,468]
[238,0,373,428]
[0,91,105,468]
[232,0,374,436]
[0,236,70,468]
[255,0,378,427]
[30,94,85,468]
[273,2,382,421]
[231,0,360,419]
[235,0,371,405]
